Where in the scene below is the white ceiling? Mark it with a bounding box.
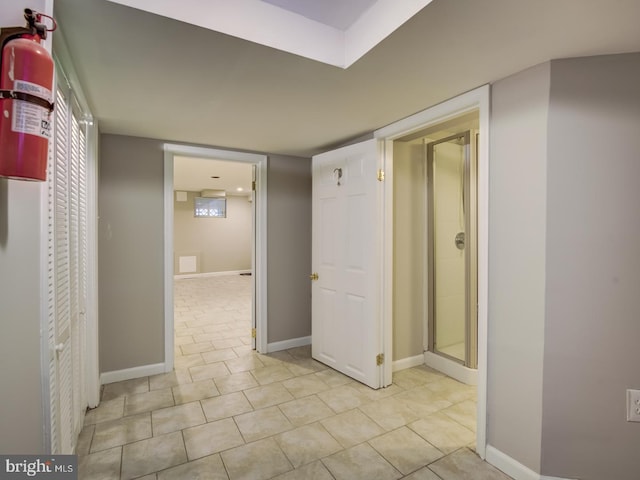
[53,0,640,158]
[103,0,432,67]
[261,0,377,30]
[173,157,253,193]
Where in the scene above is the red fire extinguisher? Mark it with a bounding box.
[0,8,56,181]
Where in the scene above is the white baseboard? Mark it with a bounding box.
[175,270,251,280]
[485,445,573,480]
[424,351,477,385]
[486,445,540,480]
[267,336,311,353]
[100,362,167,385]
[392,354,424,372]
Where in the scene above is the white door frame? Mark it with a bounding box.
[84,117,101,408]
[163,144,268,371]
[375,84,490,459]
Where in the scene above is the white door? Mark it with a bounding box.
[311,139,386,389]
[46,84,89,454]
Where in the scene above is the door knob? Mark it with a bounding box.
[309,273,319,281]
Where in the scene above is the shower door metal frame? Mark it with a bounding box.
[426,131,478,369]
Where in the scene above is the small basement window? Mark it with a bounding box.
[194,197,226,218]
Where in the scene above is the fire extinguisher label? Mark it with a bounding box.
[12,101,52,139]
[11,80,53,140]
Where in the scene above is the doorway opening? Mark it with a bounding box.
[163,145,268,374]
[375,85,489,458]
[173,157,255,358]
[392,113,480,381]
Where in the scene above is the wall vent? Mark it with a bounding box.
[178,255,198,274]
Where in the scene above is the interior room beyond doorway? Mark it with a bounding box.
[173,156,255,354]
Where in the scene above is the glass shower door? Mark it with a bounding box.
[427,131,477,368]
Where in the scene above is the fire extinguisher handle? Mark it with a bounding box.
[23,8,57,39]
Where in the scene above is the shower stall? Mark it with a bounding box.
[426,131,477,371]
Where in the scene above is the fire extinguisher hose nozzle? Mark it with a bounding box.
[23,8,57,39]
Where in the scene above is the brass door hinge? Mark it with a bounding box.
[376,353,384,366]
[309,273,319,281]
[251,328,256,338]
[377,169,385,182]
[252,180,256,191]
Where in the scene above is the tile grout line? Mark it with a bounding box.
[81,275,490,479]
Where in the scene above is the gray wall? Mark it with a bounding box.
[392,140,426,361]
[99,135,165,373]
[488,53,640,479]
[174,192,252,274]
[99,135,312,372]
[0,0,49,454]
[541,53,640,479]
[266,155,312,343]
[487,62,550,472]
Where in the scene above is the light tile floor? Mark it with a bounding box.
[78,275,513,480]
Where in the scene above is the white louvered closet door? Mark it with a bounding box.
[69,104,87,447]
[46,83,89,454]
